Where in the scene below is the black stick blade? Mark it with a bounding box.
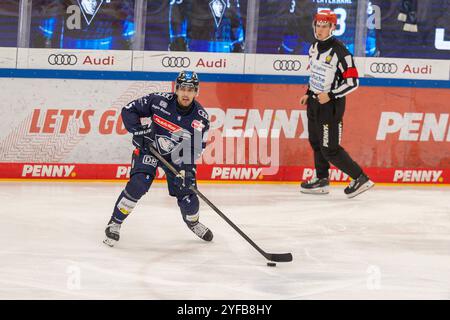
[265,252,293,262]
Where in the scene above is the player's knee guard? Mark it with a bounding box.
[177,194,200,225]
[125,173,152,200]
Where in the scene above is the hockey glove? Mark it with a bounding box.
[132,125,154,153]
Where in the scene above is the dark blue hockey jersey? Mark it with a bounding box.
[121,92,209,169]
[169,0,245,52]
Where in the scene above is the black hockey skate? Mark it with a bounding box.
[103,219,121,247]
[397,1,418,32]
[188,222,213,242]
[344,173,374,198]
[403,11,418,32]
[300,177,330,194]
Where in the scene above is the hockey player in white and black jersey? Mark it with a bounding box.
[104,71,213,247]
[299,10,374,199]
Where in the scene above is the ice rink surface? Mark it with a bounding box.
[0,181,449,300]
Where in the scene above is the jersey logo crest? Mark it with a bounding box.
[77,0,103,25]
[156,135,180,155]
[209,0,226,28]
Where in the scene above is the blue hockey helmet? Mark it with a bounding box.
[176,71,199,91]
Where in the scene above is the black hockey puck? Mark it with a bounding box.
[267,262,276,267]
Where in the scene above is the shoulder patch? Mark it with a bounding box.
[191,119,205,131]
[159,100,168,108]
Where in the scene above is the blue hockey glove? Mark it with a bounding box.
[132,125,154,152]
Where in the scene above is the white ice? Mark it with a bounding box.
[0,181,449,299]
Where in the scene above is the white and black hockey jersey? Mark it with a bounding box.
[307,37,359,100]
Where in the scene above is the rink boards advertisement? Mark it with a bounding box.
[2,48,450,79]
[0,78,448,184]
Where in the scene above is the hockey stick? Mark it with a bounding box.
[148,145,293,263]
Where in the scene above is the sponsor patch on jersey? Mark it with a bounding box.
[325,55,332,64]
[142,155,158,167]
[159,101,168,108]
[191,120,205,131]
[153,114,181,132]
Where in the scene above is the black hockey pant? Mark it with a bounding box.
[307,97,363,180]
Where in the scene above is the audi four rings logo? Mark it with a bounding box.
[370,62,398,74]
[162,56,190,68]
[273,60,301,71]
[48,54,78,66]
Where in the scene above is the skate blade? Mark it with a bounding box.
[300,186,329,194]
[103,238,116,247]
[346,181,375,199]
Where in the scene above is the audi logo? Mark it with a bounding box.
[273,59,301,71]
[162,56,190,68]
[370,62,398,74]
[48,54,78,66]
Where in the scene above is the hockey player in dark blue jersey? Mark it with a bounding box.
[31,0,134,50]
[104,71,213,247]
[168,0,245,53]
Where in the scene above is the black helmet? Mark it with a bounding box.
[176,71,199,91]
